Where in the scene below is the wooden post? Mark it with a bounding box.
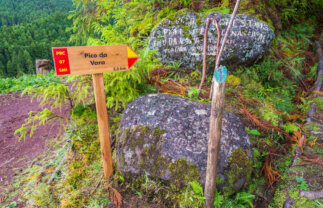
[205,81,226,208]
[92,73,113,178]
[204,1,241,207]
[52,45,139,179]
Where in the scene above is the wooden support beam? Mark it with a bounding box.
[92,73,113,178]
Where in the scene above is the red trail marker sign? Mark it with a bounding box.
[52,45,139,178]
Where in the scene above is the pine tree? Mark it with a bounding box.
[23,50,34,74]
[17,50,24,75]
[6,60,15,77]
[0,61,5,77]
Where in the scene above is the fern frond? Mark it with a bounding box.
[14,109,67,141]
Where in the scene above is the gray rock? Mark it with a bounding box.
[36,59,51,76]
[117,94,253,194]
[149,10,275,70]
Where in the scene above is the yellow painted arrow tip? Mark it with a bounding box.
[127,46,138,58]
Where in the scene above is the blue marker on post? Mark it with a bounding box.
[214,65,227,84]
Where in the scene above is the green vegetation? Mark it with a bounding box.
[1,0,322,207]
[0,12,73,77]
[0,71,60,93]
[0,0,73,26]
[296,176,309,191]
[270,162,323,208]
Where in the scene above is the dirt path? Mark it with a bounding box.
[0,91,70,189]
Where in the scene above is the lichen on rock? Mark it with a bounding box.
[116,94,253,194]
[149,10,275,71]
[117,125,200,190]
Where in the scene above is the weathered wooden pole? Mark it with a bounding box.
[198,18,211,98]
[92,73,113,178]
[204,1,241,207]
[205,80,226,208]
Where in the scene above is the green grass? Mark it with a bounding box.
[0,71,60,93]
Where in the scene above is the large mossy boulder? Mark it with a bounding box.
[116,94,253,194]
[149,10,274,70]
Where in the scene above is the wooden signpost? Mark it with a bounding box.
[52,45,139,178]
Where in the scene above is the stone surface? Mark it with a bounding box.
[117,93,253,193]
[149,10,275,70]
[36,59,51,75]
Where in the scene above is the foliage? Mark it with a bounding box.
[245,127,261,136]
[68,0,166,109]
[299,96,323,115]
[69,0,212,47]
[104,47,161,110]
[227,75,241,86]
[86,198,110,208]
[238,0,321,32]
[31,183,60,208]
[14,77,92,140]
[178,181,205,207]
[8,202,17,208]
[0,12,72,77]
[235,58,296,118]
[268,0,322,28]
[283,123,300,133]
[0,71,60,93]
[0,0,73,26]
[296,176,309,191]
[214,190,255,208]
[14,108,68,141]
[188,87,199,100]
[33,107,104,208]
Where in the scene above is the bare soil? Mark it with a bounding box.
[0,91,70,188]
[0,91,163,208]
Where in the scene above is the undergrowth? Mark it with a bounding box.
[0,71,60,93]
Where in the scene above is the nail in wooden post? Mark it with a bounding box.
[92,73,113,178]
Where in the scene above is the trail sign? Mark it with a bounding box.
[52,45,139,179]
[52,45,139,76]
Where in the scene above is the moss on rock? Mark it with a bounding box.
[117,125,200,191]
[168,158,200,191]
[223,148,253,196]
[117,126,253,196]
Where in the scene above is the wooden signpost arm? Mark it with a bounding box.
[92,73,113,178]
